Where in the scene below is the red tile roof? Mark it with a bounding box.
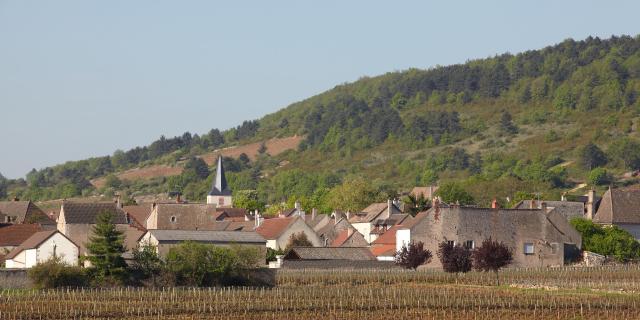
[0,224,43,247]
[330,230,351,247]
[255,217,295,239]
[370,244,397,257]
[371,225,400,245]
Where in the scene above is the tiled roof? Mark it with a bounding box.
[225,221,255,232]
[0,201,54,225]
[124,204,153,229]
[146,229,265,243]
[285,247,376,261]
[594,187,640,224]
[62,202,128,224]
[217,208,249,220]
[371,225,400,245]
[348,202,401,223]
[410,186,439,199]
[513,200,585,220]
[255,217,296,239]
[152,203,226,230]
[330,230,351,247]
[0,224,43,247]
[370,245,397,257]
[5,230,76,260]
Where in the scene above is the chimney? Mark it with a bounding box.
[295,201,301,211]
[346,211,351,221]
[491,198,499,209]
[540,202,547,213]
[432,197,440,209]
[561,193,567,202]
[115,195,122,209]
[530,199,536,209]
[384,199,393,219]
[176,193,182,204]
[254,211,263,228]
[586,189,596,220]
[312,208,317,220]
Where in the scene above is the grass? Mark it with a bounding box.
[2,266,640,319]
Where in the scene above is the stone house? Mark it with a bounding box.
[57,201,144,257]
[145,203,225,230]
[349,200,405,243]
[593,187,640,240]
[4,230,78,268]
[0,200,55,227]
[139,229,266,258]
[255,217,321,250]
[396,203,582,268]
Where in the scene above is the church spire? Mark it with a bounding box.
[208,156,231,196]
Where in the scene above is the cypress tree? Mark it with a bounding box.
[86,211,127,285]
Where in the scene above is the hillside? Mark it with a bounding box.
[2,34,640,212]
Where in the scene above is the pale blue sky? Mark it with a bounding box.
[0,1,638,178]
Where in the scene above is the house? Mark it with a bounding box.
[0,224,43,260]
[306,211,351,247]
[396,201,582,268]
[513,199,586,221]
[123,204,153,231]
[282,247,396,269]
[370,225,402,261]
[216,208,250,222]
[410,186,439,200]
[0,200,55,227]
[330,228,368,247]
[57,201,144,257]
[348,200,406,243]
[206,156,233,207]
[255,216,321,250]
[593,187,640,240]
[145,202,226,230]
[139,229,266,258]
[4,230,78,268]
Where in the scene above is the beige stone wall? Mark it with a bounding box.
[63,223,136,256]
[275,219,322,250]
[408,207,581,268]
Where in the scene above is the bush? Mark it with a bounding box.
[28,256,87,288]
[587,168,613,186]
[435,182,474,205]
[437,242,472,274]
[570,218,640,261]
[472,238,513,285]
[395,241,432,270]
[165,241,263,287]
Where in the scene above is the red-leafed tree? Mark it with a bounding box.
[437,241,472,274]
[472,238,513,285]
[395,241,432,270]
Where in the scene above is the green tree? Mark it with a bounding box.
[435,182,474,205]
[233,190,264,211]
[499,110,518,134]
[587,168,612,186]
[327,177,378,212]
[570,218,640,261]
[579,143,608,170]
[131,243,165,286]
[609,137,640,170]
[403,193,430,216]
[165,242,236,286]
[183,157,210,180]
[85,211,127,285]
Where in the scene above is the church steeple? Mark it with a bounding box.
[209,156,231,196]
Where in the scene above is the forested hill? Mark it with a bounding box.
[3,35,640,212]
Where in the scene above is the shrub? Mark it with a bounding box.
[285,232,313,252]
[570,218,640,261]
[472,238,513,285]
[437,242,472,274]
[130,243,165,287]
[435,182,474,205]
[395,241,432,270]
[587,168,613,186]
[28,256,87,288]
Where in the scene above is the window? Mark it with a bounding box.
[463,240,474,249]
[524,242,535,255]
[446,240,456,247]
[170,216,177,223]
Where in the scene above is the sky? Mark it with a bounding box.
[0,1,638,179]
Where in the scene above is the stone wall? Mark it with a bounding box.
[282,260,399,270]
[0,269,32,288]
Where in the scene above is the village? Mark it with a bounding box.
[1,155,632,273]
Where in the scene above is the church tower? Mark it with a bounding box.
[206,156,233,207]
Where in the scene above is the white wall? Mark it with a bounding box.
[35,233,78,267]
[396,229,411,252]
[5,251,26,268]
[352,222,372,243]
[266,239,278,250]
[207,195,232,207]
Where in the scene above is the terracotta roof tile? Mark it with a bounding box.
[370,244,397,257]
[255,217,295,239]
[0,224,43,247]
